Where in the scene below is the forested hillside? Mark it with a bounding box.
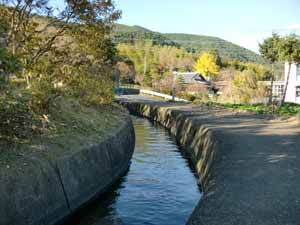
[114,24,265,64]
[164,33,265,63]
[114,24,179,47]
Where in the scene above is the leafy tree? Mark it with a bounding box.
[277,34,300,105]
[194,52,220,80]
[1,0,120,83]
[117,42,195,87]
[259,33,280,63]
[208,49,222,66]
[116,58,136,84]
[232,69,268,104]
[259,33,280,104]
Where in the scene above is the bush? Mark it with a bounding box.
[30,77,60,113]
[178,93,196,101]
[232,69,268,104]
[0,92,40,141]
[278,103,300,115]
[67,74,114,106]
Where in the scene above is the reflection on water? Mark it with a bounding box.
[66,116,202,225]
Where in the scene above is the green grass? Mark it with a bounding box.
[0,97,128,167]
[197,101,300,116]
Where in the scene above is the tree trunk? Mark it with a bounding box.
[281,63,291,106]
[269,63,274,105]
[172,71,176,101]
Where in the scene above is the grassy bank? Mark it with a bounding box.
[193,100,300,116]
[0,97,128,167]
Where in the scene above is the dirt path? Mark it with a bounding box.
[119,95,300,225]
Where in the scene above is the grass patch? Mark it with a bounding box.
[0,97,128,167]
[194,100,300,116]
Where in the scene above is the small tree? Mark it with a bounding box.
[277,34,300,105]
[195,52,220,81]
[208,49,222,67]
[259,33,280,105]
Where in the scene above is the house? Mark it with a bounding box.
[283,62,300,104]
[173,72,209,85]
[265,63,300,104]
[173,72,219,94]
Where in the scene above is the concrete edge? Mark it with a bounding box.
[0,114,135,225]
[120,101,218,191]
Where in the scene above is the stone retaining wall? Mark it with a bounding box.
[0,116,135,225]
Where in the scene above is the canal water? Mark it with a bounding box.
[67,116,202,225]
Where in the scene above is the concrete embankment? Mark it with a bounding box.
[120,99,218,192]
[119,95,300,225]
[0,115,135,225]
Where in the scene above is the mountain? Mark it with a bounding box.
[113,24,179,47]
[163,33,264,63]
[114,24,265,64]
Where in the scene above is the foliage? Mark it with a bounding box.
[259,33,280,63]
[223,102,300,116]
[117,41,195,87]
[29,76,60,113]
[67,73,114,106]
[114,24,266,63]
[0,0,121,143]
[161,33,266,64]
[195,52,220,80]
[277,34,300,63]
[208,49,222,66]
[116,59,136,83]
[178,92,197,102]
[275,34,300,105]
[227,61,272,80]
[0,90,41,141]
[0,48,19,72]
[192,100,300,116]
[114,30,179,47]
[232,69,268,104]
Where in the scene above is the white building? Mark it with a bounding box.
[283,63,300,104]
[265,63,300,104]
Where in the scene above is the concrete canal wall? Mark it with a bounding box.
[0,116,135,225]
[121,101,218,191]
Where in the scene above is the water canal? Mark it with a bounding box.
[66,116,202,225]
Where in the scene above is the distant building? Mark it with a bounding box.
[173,72,219,94]
[265,63,300,104]
[173,72,210,85]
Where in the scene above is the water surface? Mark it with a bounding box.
[67,116,201,225]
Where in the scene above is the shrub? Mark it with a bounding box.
[67,73,114,106]
[0,91,40,141]
[232,69,268,104]
[30,77,61,113]
[178,93,196,102]
[278,103,300,115]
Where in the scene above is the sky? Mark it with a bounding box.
[114,0,300,53]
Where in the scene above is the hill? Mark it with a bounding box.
[163,33,264,63]
[114,24,265,64]
[113,24,180,47]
